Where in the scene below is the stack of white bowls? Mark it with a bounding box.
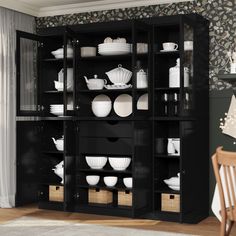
[50,104,73,116]
[163,173,180,191]
[98,43,131,56]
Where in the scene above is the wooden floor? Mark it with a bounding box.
[0,205,235,236]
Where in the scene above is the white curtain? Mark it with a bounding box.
[0,7,35,208]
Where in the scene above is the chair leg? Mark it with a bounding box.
[226,220,234,236]
[220,218,227,236]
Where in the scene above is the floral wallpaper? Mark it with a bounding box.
[36,0,235,90]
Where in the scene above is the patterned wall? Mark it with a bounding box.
[36,0,235,90]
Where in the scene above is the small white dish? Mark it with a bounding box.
[160,49,178,52]
[137,93,148,110]
[113,94,132,117]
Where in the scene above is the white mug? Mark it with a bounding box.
[163,42,178,51]
[184,41,193,51]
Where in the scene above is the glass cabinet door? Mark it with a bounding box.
[16,31,41,116]
[180,17,195,116]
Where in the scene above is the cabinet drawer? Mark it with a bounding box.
[79,121,133,138]
[79,137,132,155]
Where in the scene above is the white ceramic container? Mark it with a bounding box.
[108,157,131,171]
[85,156,107,169]
[103,176,118,187]
[106,64,132,85]
[86,175,100,186]
[81,47,96,57]
[123,177,133,188]
[169,58,189,88]
[137,69,148,88]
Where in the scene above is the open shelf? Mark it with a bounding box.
[79,54,132,61]
[44,90,73,94]
[155,154,180,159]
[78,88,133,93]
[155,51,179,55]
[77,184,132,192]
[78,168,132,175]
[42,58,73,62]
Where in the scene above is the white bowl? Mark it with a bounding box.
[92,101,112,117]
[85,156,107,169]
[86,175,100,186]
[123,177,132,188]
[104,176,118,187]
[108,157,131,171]
[106,65,132,85]
[91,94,112,117]
[81,47,96,57]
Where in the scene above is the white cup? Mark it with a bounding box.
[184,41,193,51]
[162,42,178,51]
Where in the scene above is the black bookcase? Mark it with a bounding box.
[16,14,209,223]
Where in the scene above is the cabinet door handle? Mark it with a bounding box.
[41,105,45,111]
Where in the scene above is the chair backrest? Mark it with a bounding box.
[212,146,236,221]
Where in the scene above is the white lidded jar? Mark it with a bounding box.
[169,58,189,88]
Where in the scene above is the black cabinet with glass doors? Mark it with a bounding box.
[16,13,209,223]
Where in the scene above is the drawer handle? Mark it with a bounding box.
[107,137,119,142]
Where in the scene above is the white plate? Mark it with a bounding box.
[137,93,148,110]
[104,84,132,90]
[160,49,178,52]
[114,94,132,117]
[168,185,180,191]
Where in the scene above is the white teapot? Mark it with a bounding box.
[52,136,64,151]
[84,75,107,90]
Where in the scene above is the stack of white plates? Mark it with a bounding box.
[98,43,131,56]
[50,104,73,116]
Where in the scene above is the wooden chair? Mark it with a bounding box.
[212,146,236,236]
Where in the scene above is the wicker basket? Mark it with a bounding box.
[118,191,132,206]
[161,193,180,212]
[88,189,113,204]
[49,185,64,202]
